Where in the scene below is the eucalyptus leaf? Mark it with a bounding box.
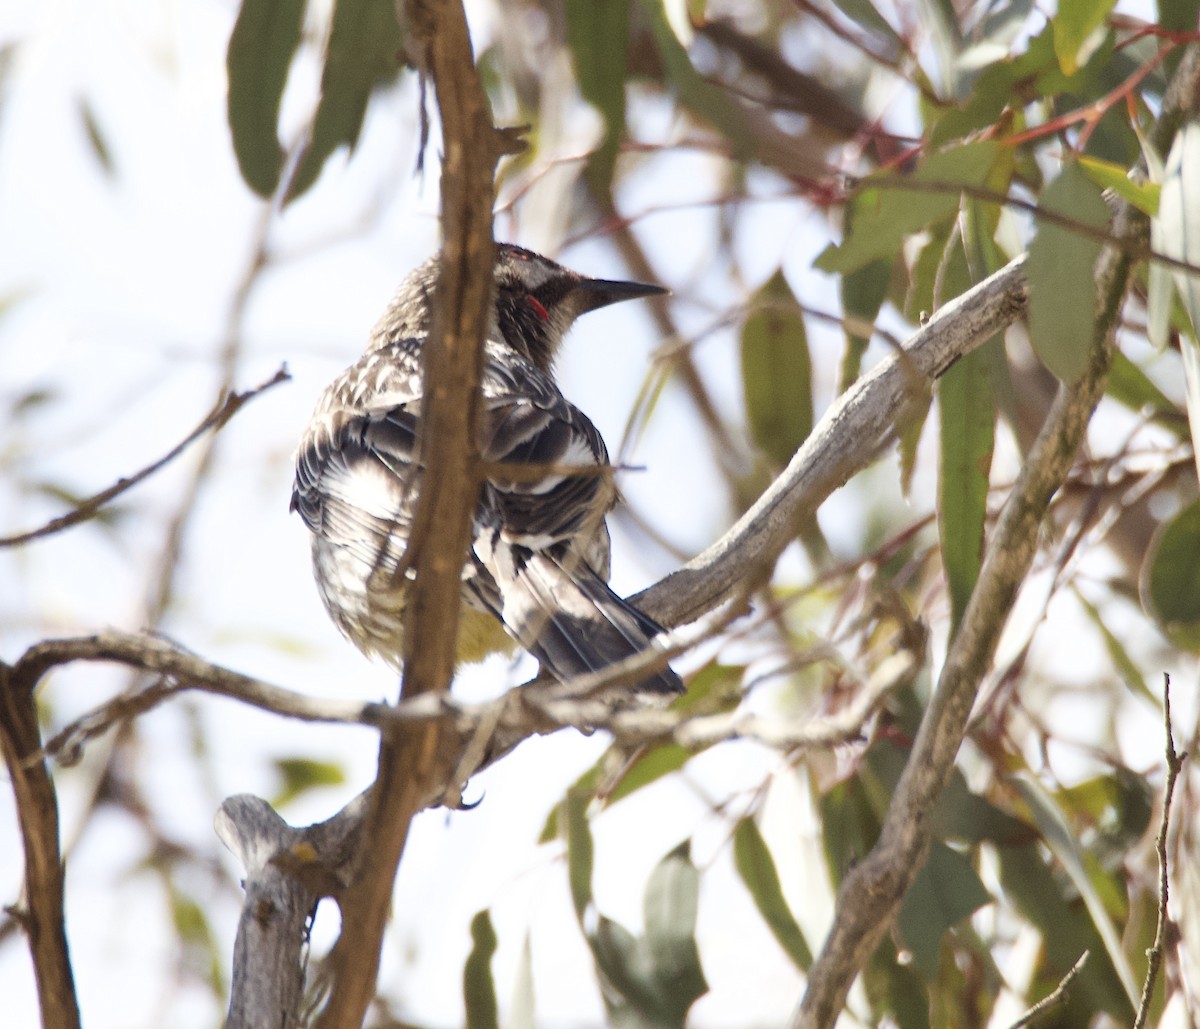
[1026,162,1109,383]
[226,0,305,197]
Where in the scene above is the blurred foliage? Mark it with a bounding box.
[5,0,1200,1025]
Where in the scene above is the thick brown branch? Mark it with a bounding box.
[311,2,509,1025]
[0,662,81,1029]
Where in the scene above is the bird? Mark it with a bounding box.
[291,243,683,694]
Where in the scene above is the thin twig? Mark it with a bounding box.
[1008,951,1089,1028]
[0,366,290,548]
[13,621,914,785]
[1133,674,1187,1029]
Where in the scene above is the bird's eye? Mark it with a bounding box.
[527,296,550,321]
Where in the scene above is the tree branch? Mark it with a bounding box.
[1133,675,1187,1029]
[14,617,917,786]
[0,663,81,1029]
[1008,951,1089,1028]
[637,253,1029,627]
[311,2,514,1025]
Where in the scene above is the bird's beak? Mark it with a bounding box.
[572,277,669,314]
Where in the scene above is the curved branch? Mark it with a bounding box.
[637,253,1030,627]
[0,660,81,1029]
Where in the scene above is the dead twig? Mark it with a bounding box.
[0,365,290,548]
[1133,674,1187,1029]
[1008,951,1089,1028]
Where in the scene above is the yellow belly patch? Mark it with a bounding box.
[455,606,519,665]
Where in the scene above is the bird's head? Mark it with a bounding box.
[491,244,666,371]
[369,243,667,372]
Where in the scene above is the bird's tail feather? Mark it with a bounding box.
[502,553,682,694]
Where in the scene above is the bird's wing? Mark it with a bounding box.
[291,341,426,587]
[477,345,614,560]
[472,349,681,693]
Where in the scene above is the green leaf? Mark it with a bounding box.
[929,48,1046,148]
[1155,121,1200,478]
[897,389,931,501]
[600,662,745,803]
[606,744,692,805]
[572,846,711,1027]
[827,0,906,51]
[937,340,995,635]
[840,254,892,390]
[1147,245,1175,350]
[168,884,226,996]
[226,0,306,197]
[741,271,813,468]
[287,0,405,203]
[1012,772,1140,1008]
[1056,769,1154,857]
[732,818,812,970]
[1026,161,1109,383]
[902,220,954,324]
[463,910,499,1029]
[1053,0,1117,75]
[997,843,1132,1021]
[1105,348,1182,430]
[562,789,595,923]
[1078,155,1160,216]
[566,0,630,194]
[540,663,743,838]
[591,916,652,1022]
[642,842,709,1023]
[935,230,995,635]
[820,769,883,888]
[917,0,964,95]
[635,0,756,158]
[863,939,931,1029]
[509,932,536,1029]
[896,841,991,979]
[1074,590,1156,703]
[1142,497,1200,650]
[539,763,602,844]
[1160,0,1200,35]
[1181,338,1200,485]
[933,768,1035,846]
[270,757,346,808]
[816,142,1000,274]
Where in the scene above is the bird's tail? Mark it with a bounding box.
[500,552,683,695]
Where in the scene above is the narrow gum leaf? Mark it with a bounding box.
[226,0,306,197]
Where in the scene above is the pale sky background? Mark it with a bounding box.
[0,1,1193,1027]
